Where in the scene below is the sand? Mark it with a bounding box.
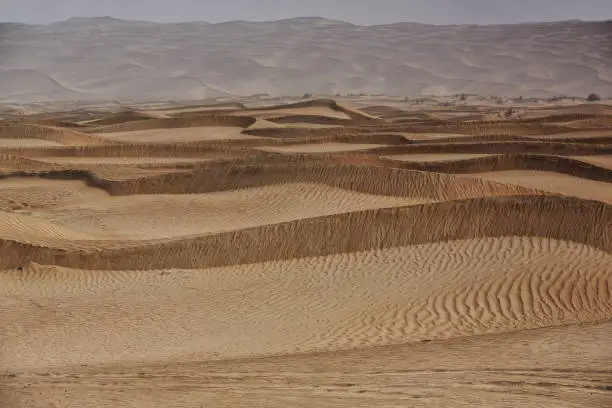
[2,19,611,102]
[96,126,251,143]
[383,153,494,162]
[258,142,387,153]
[0,98,611,408]
[464,170,612,204]
[30,157,212,165]
[235,106,351,120]
[0,139,64,147]
[25,183,429,240]
[569,155,612,170]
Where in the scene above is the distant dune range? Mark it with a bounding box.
[0,98,611,408]
[1,18,611,102]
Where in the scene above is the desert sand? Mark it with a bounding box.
[0,97,611,408]
[1,18,611,101]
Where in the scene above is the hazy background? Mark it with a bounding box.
[3,0,612,25]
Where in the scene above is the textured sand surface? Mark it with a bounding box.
[465,170,612,204]
[1,237,610,372]
[259,143,387,153]
[0,18,610,101]
[30,157,213,165]
[96,126,251,143]
[0,98,611,408]
[384,153,495,162]
[0,139,64,147]
[25,183,429,240]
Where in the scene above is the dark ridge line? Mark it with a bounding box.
[405,134,612,145]
[0,159,537,199]
[364,141,612,156]
[0,169,113,192]
[80,114,258,134]
[378,154,612,184]
[1,195,610,270]
[267,115,355,126]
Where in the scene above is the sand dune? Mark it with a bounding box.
[0,179,110,211]
[28,183,430,240]
[464,170,612,204]
[95,126,251,143]
[570,155,612,169]
[30,156,213,165]
[258,142,387,153]
[0,124,112,146]
[0,139,64,147]
[1,236,610,374]
[236,107,351,120]
[0,98,611,408]
[3,319,610,407]
[384,153,495,162]
[1,18,611,101]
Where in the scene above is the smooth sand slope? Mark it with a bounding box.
[96,126,252,143]
[0,99,611,408]
[16,183,431,240]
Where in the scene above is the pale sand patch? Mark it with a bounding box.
[142,106,240,116]
[96,126,253,143]
[279,122,342,128]
[542,130,612,139]
[569,155,612,169]
[0,212,96,242]
[258,143,387,153]
[1,237,609,371]
[0,179,110,211]
[246,118,286,130]
[235,106,351,120]
[32,157,212,165]
[463,170,612,204]
[400,133,473,141]
[384,153,494,162]
[34,183,430,240]
[0,138,64,147]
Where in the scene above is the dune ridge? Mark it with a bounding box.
[1,195,609,270]
[1,18,611,101]
[1,97,611,407]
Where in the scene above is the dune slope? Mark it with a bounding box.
[0,98,611,408]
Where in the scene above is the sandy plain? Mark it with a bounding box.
[0,97,611,408]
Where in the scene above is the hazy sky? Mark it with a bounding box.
[2,0,612,25]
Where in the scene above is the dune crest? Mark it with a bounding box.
[0,97,611,407]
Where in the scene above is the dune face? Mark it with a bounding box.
[0,18,611,102]
[1,98,611,408]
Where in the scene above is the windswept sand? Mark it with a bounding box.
[383,153,495,162]
[30,156,212,165]
[96,126,251,143]
[258,142,387,153]
[464,170,612,204]
[21,183,430,240]
[1,237,610,372]
[0,98,611,408]
[0,139,64,147]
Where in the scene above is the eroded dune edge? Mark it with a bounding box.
[1,98,611,408]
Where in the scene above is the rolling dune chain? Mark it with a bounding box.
[1,97,611,408]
